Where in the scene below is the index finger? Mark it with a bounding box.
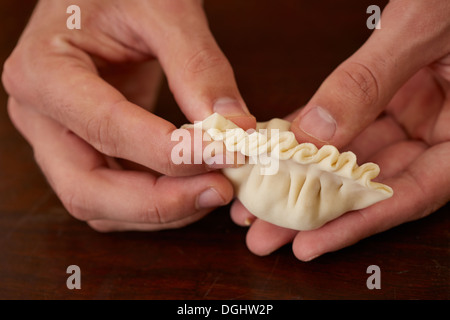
[4,40,235,176]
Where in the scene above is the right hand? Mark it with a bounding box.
[230,0,450,261]
[2,0,255,231]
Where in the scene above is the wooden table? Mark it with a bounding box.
[1,0,448,300]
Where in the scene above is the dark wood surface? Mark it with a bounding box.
[1,0,448,300]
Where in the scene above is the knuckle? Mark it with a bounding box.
[162,152,179,177]
[183,47,229,76]
[161,140,184,176]
[2,53,22,96]
[30,149,92,222]
[136,202,163,224]
[161,150,199,177]
[85,113,119,157]
[339,62,379,106]
[57,188,89,221]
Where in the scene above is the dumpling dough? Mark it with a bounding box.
[183,113,393,231]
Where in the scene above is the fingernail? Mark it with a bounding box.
[196,188,226,209]
[298,106,336,142]
[213,97,250,116]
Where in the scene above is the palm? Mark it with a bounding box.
[349,68,449,161]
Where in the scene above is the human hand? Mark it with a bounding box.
[2,0,255,231]
[231,0,450,261]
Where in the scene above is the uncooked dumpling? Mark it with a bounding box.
[182,113,393,231]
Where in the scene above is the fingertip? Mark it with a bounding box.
[246,232,273,256]
[227,114,257,131]
[246,220,297,257]
[292,232,322,262]
[87,220,115,233]
[230,199,256,227]
[212,97,256,130]
[245,220,270,256]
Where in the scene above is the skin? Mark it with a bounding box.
[231,0,450,261]
[2,0,256,231]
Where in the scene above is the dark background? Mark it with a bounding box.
[0,0,448,299]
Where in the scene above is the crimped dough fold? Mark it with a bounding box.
[183,113,393,230]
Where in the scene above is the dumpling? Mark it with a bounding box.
[182,113,393,231]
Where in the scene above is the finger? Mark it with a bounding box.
[144,1,256,130]
[292,142,450,261]
[7,99,234,227]
[87,208,209,232]
[292,176,411,262]
[71,169,232,224]
[245,219,298,256]
[290,0,450,148]
[4,40,243,176]
[230,199,256,226]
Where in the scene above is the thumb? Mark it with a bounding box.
[148,2,255,130]
[291,0,449,148]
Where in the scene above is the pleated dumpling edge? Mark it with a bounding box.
[181,113,393,231]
